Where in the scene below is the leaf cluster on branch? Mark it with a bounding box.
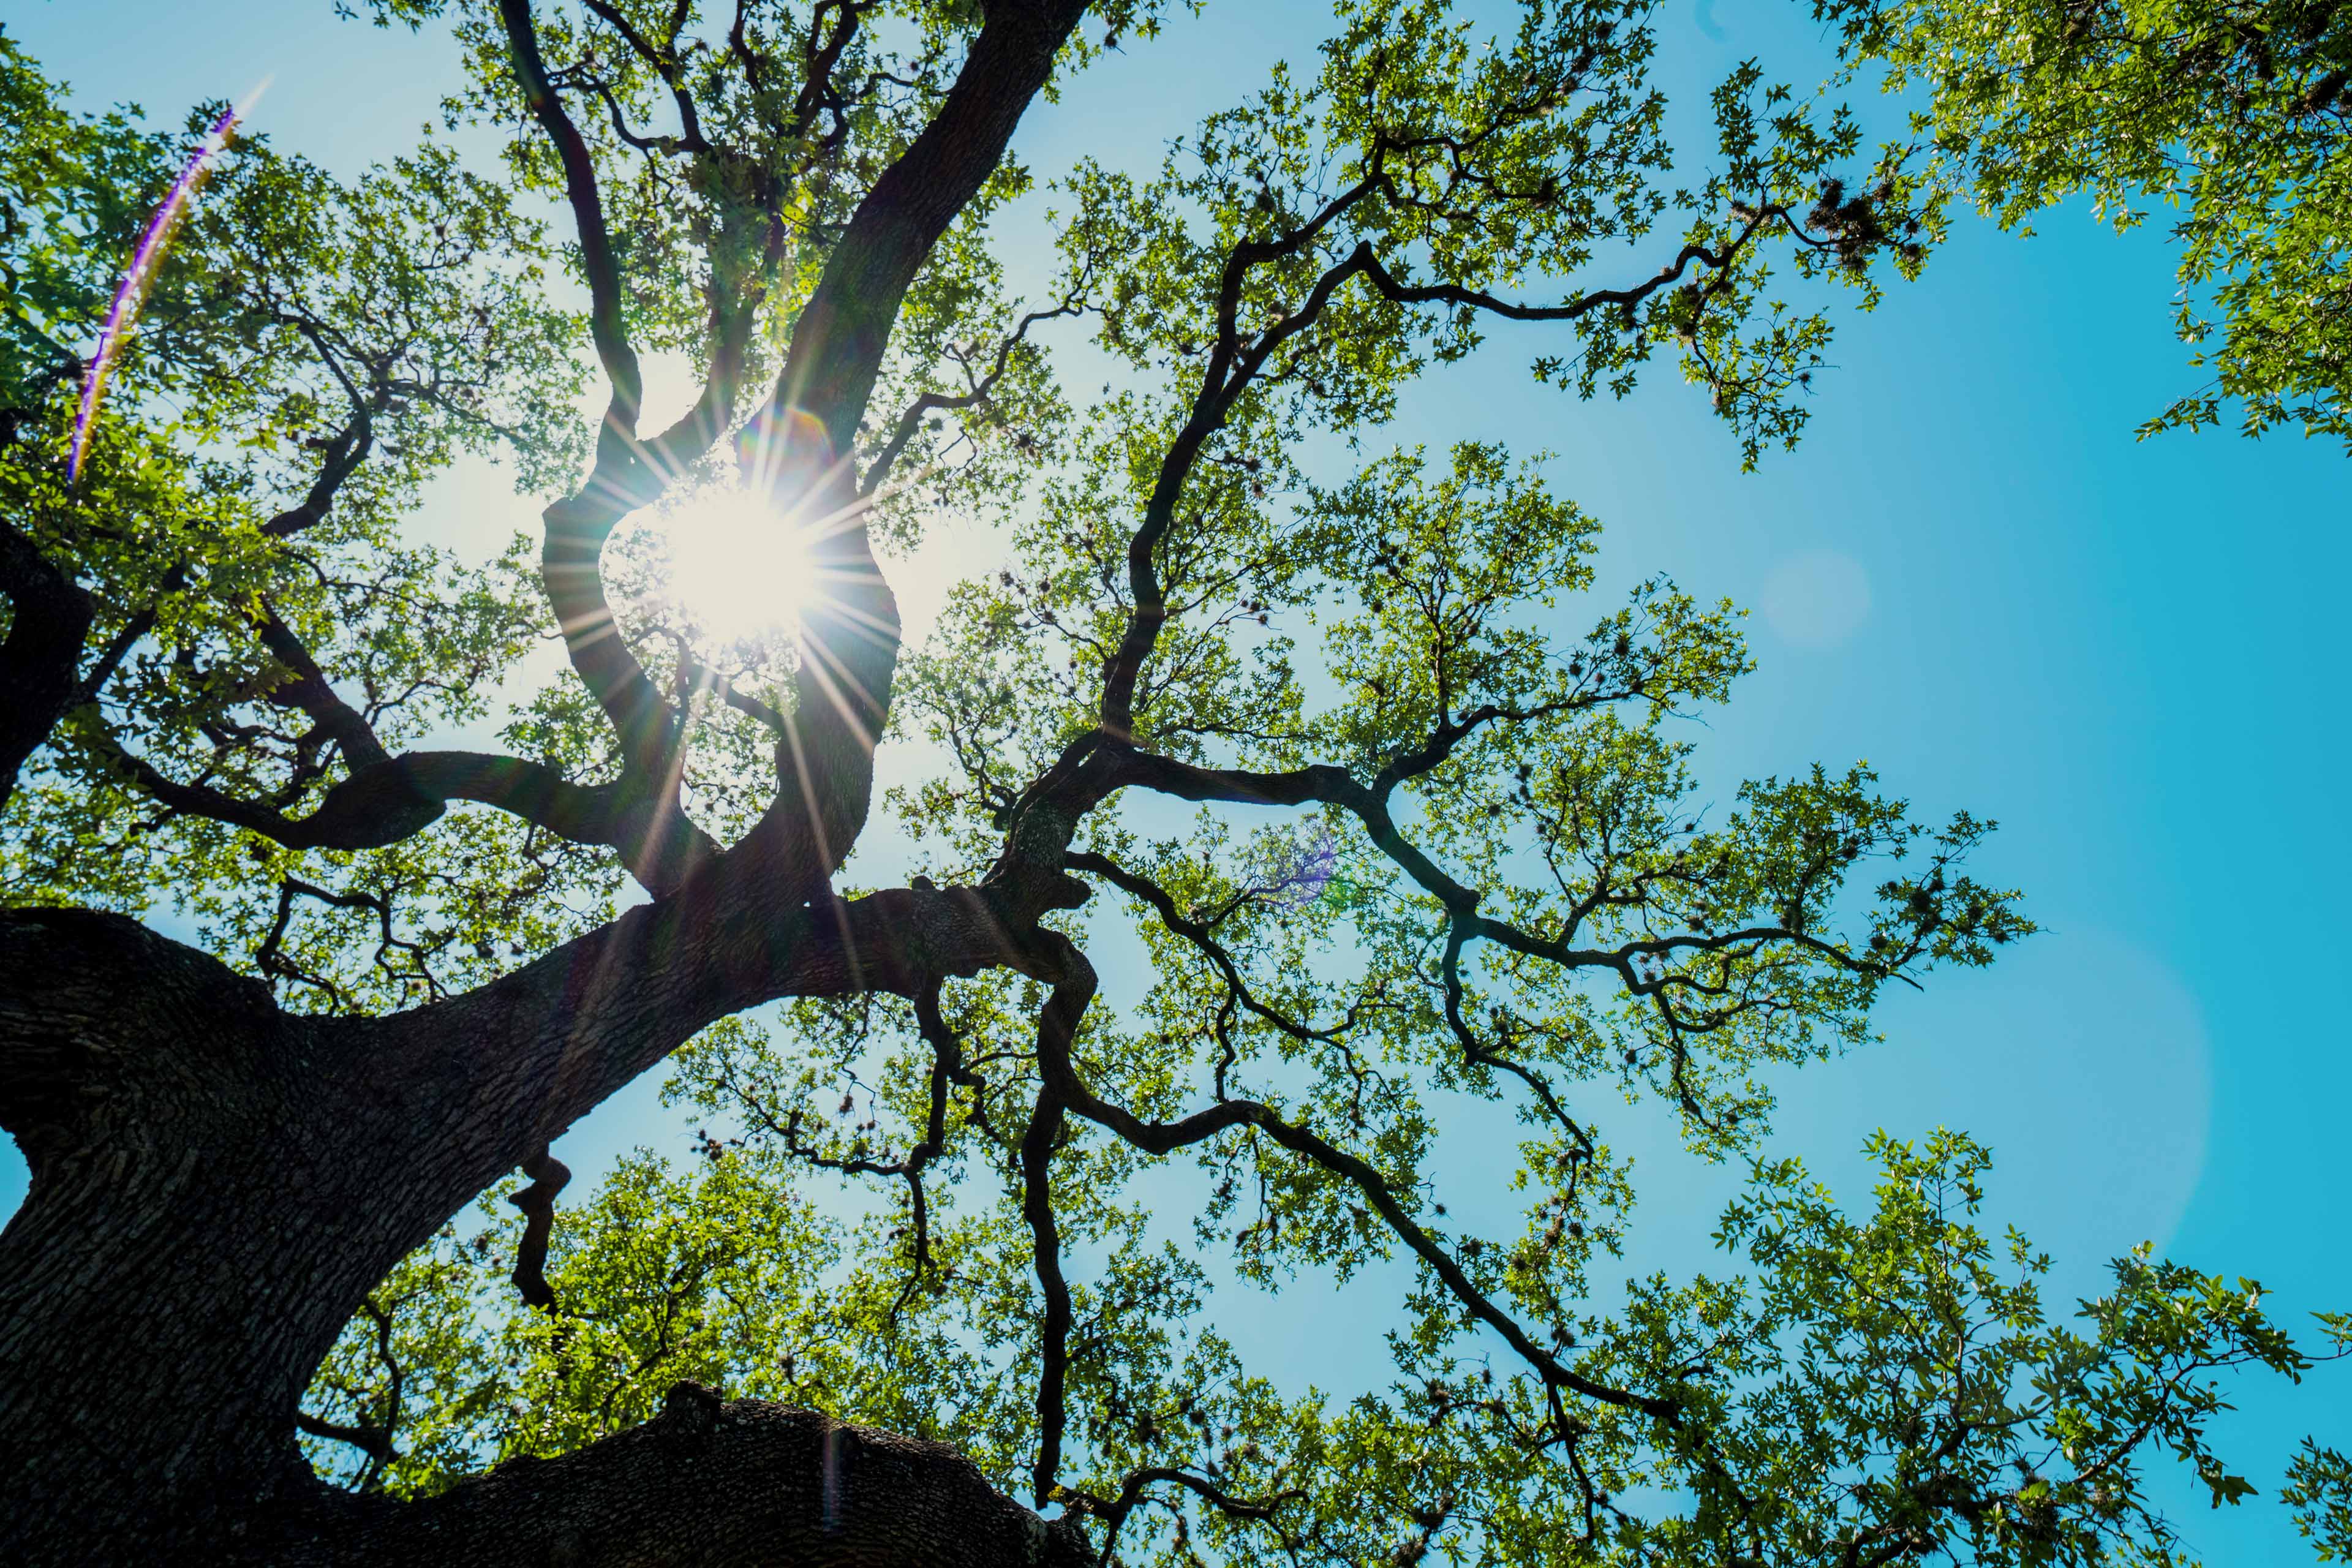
[1823,0,2352,445]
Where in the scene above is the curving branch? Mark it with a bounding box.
[295,1407,395,1470]
[1110,746,1907,997]
[297,1291,406,1491]
[1063,850,1400,1103]
[83,714,719,894]
[257,876,443,1006]
[785,0,884,146]
[314,1294,407,1490]
[497,0,643,434]
[712,982,967,1297]
[1436,919,1594,1150]
[579,0,710,153]
[862,291,1091,499]
[507,1145,573,1314]
[732,0,1096,895]
[1014,946,1095,1507]
[902,979,979,1281]
[0,519,94,812]
[1020,1074,1076,1508]
[1084,1464,1301,1564]
[260,318,387,540]
[251,606,394,775]
[1096,177,1804,738]
[1016,930,1679,1427]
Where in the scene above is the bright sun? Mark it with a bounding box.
[663,484,814,644]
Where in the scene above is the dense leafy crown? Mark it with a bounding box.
[1823,0,2352,445]
[1,1,2343,1562]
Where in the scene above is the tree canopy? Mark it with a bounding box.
[1825,0,2352,445]
[0,1,2345,1564]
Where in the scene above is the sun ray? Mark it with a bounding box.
[661,482,818,645]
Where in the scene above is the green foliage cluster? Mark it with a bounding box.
[2288,1438,2352,1561]
[311,1110,2352,1566]
[0,32,614,1005]
[1823,0,2352,444]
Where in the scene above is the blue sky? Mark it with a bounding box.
[7,0,2349,1558]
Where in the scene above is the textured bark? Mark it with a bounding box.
[0,907,1087,1565]
[0,909,366,1561]
[262,1385,1093,1567]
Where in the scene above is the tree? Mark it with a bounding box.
[1822,0,2352,445]
[0,1,2339,1563]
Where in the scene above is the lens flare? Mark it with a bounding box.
[665,481,816,643]
[1261,825,1339,908]
[737,404,834,489]
[659,402,867,643]
[69,86,264,484]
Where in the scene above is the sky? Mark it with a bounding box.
[6,0,2350,1559]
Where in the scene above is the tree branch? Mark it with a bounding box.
[1021,1079,1075,1507]
[1096,192,1795,736]
[861,293,1088,499]
[1085,1465,1299,1564]
[733,0,1095,892]
[1016,930,1679,1425]
[506,1145,571,1313]
[497,0,643,435]
[0,519,94,812]
[580,0,710,153]
[294,1408,394,1469]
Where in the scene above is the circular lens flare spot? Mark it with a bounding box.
[665,485,812,644]
[1760,549,1872,652]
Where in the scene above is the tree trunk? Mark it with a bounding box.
[268,1385,1093,1567]
[0,907,1083,1567]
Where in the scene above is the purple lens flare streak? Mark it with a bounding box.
[1260,824,1339,910]
[67,97,252,485]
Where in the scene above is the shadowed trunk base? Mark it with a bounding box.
[258,1385,1093,1567]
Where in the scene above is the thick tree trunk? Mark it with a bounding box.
[0,907,1082,1566]
[266,1385,1092,1567]
[0,908,350,1559]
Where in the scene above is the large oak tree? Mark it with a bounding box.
[1,1,2343,1564]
